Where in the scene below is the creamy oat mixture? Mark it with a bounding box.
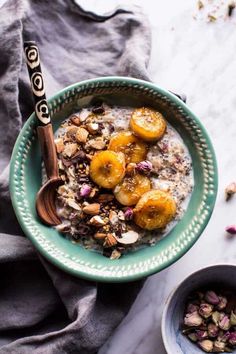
[54,103,193,259]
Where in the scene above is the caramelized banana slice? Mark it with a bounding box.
[114,173,151,206]
[90,151,125,189]
[130,107,166,142]
[133,190,176,230]
[108,131,147,163]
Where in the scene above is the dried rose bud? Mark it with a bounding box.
[225,182,236,201]
[198,339,213,352]
[219,315,230,331]
[213,341,225,352]
[212,311,221,325]
[136,161,153,174]
[196,330,208,340]
[208,323,219,338]
[124,207,133,221]
[229,332,236,346]
[188,332,198,342]
[217,296,227,310]
[199,303,213,318]
[184,311,202,327]
[230,311,236,326]
[187,303,199,314]
[80,184,92,198]
[205,291,220,305]
[217,330,230,343]
[225,225,236,235]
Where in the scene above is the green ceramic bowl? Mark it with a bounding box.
[10,77,218,282]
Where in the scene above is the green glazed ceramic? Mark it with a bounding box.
[10,77,218,282]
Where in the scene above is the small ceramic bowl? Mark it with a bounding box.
[162,264,236,354]
[10,77,217,282]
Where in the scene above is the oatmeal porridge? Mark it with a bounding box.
[54,102,193,259]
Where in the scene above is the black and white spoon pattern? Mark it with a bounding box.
[24,42,50,125]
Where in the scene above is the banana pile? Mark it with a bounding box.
[89,107,177,231]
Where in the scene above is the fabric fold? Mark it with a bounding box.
[0,0,151,352]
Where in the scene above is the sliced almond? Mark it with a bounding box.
[89,215,106,227]
[114,230,139,245]
[109,210,119,225]
[55,138,64,153]
[103,233,117,248]
[63,143,78,157]
[76,127,89,143]
[82,203,100,215]
[86,122,99,135]
[87,137,106,150]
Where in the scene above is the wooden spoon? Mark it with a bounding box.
[24,41,62,225]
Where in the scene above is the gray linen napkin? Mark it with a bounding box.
[0,0,151,353]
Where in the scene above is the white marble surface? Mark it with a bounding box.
[95,1,236,353]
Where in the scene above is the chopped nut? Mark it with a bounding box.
[56,223,71,233]
[118,210,125,220]
[86,122,99,135]
[225,182,236,201]
[109,210,119,225]
[63,143,78,157]
[103,233,117,248]
[70,114,81,126]
[86,154,93,161]
[87,137,106,150]
[89,188,98,198]
[76,127,89,143]
[94,232,107,240]
[67,199,81,211]
[79,109,90,122]
[55,138,64,153]
[89,215,106,227]
[110,249,121,260]
[97,194,114,203]
[82,203,100,215]
[66,126,78,139]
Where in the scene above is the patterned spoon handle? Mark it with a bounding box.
[24,41,50,126]
[24,41,59,180]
